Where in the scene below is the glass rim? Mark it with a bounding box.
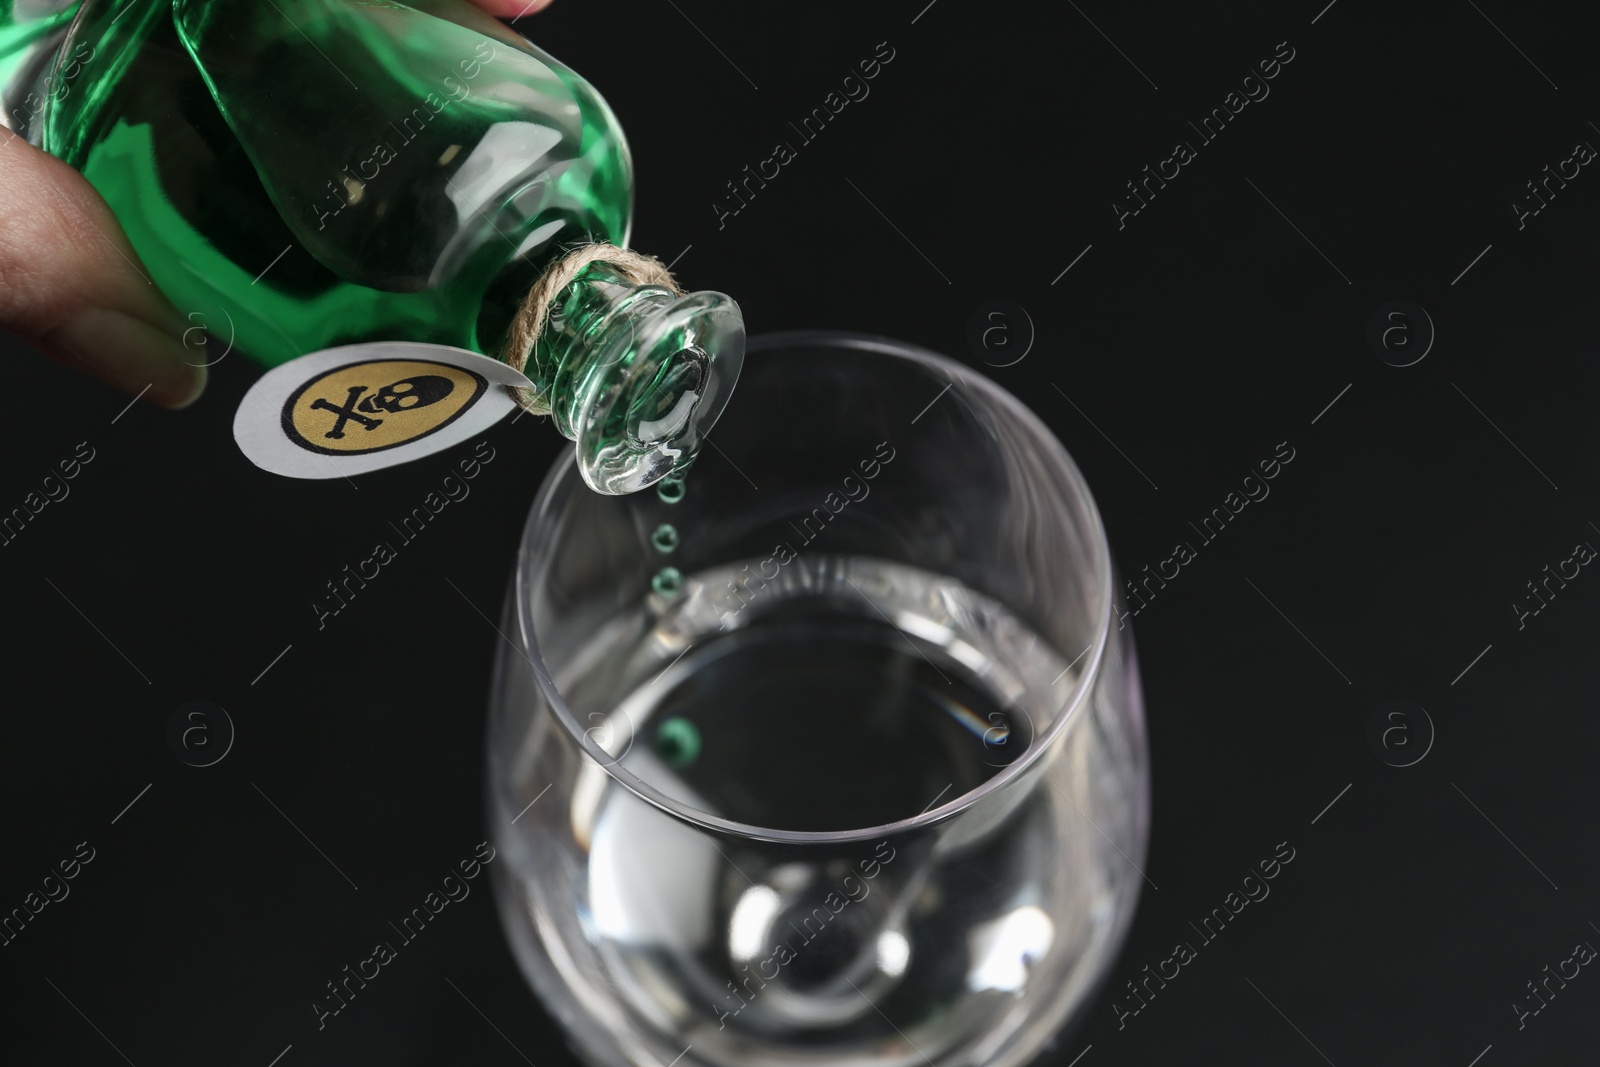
[513,329,1116,845]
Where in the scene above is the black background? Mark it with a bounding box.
[3,0,1599,1064]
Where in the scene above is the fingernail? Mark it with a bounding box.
[45,308,207,410]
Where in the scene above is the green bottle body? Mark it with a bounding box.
[13,0,630,367]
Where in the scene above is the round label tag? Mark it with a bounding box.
[234,342,532,478]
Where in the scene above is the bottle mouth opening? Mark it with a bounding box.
[625,343,709,449]
[574,292,744,495]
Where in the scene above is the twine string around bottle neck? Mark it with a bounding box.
[501,243,684,416]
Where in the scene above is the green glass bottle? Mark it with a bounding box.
[1,0,742,492]
[0,2,75,73]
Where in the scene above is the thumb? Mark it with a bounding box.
[0,131,205,409]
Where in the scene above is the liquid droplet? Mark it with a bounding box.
[652,567,683,598]
[657,474,686,504]
[654,715,701,768]
[652,523,680,553]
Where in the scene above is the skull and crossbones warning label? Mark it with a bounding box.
[235,343,532,479]
[282,359,487,455]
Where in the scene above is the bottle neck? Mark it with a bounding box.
[521,261,744,495]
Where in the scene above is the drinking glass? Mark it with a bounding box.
[487,331,1150,1067]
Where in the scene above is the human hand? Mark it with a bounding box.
[0,0,555,411]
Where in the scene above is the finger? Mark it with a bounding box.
[0,132,204,409]
[469,0,555,18]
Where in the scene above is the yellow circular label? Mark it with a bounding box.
[282,359,487,455]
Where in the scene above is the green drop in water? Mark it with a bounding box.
[653,716,701,769]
